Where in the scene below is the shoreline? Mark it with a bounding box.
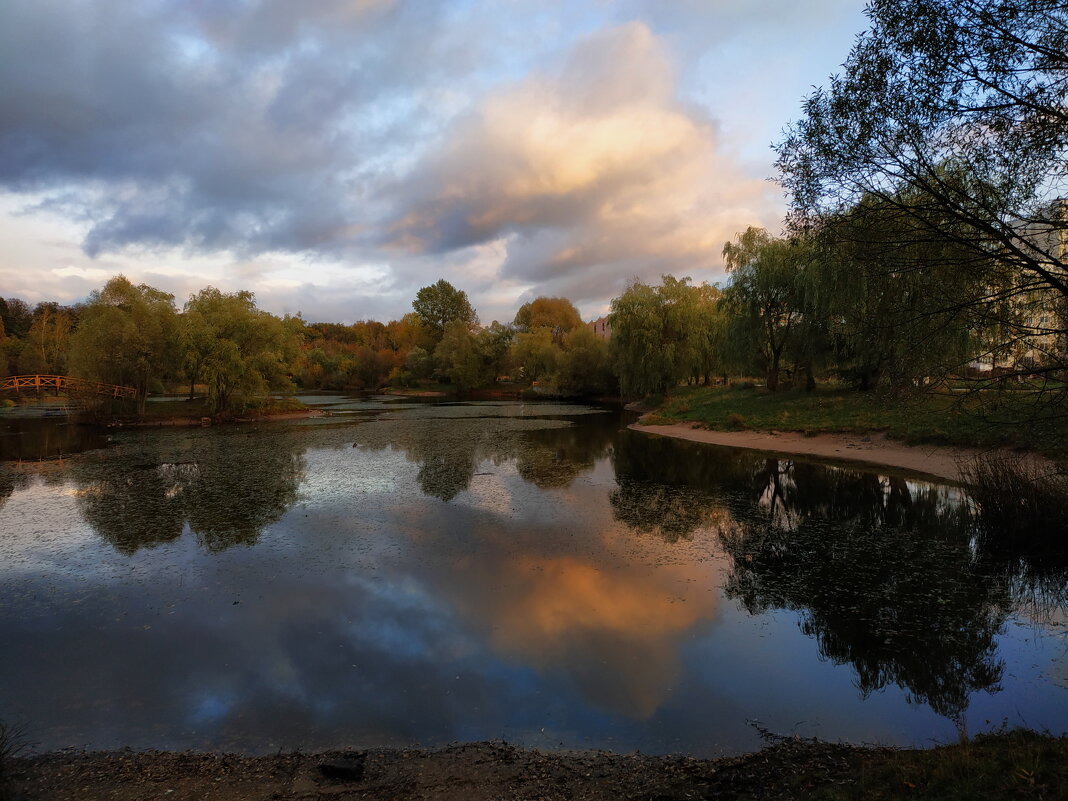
[630,421,1051,483]
[7,733,1063,800]
[0,739,931,801]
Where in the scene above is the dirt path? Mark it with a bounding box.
[630,422,1048,483]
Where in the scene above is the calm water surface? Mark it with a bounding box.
[1,397,1066,756]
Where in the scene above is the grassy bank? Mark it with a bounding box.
[646,384,1067,456]
[5,730,1066,800]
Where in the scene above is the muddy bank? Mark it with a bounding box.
[630,422,1053,483]
[4,739,879,801]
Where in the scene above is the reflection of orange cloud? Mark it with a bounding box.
[388,454,724,719]
[499,556,700,640]
[445,546,719,719]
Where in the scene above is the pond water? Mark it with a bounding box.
[1,397,1066,756]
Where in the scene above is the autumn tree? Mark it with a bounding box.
[513,297,583,344]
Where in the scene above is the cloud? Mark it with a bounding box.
[0,0,465,258]
[0,2,869,321]
[383,23,779,306]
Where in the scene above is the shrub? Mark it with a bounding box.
[961,452,1068,537]
[0,718,32,784]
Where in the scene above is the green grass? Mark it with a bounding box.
[801,730,1068,801]
[646,384,1066,455]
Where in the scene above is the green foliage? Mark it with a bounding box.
[68,276,178,413]
[554,326,614,396]
[612,281,672,396]
[404,345,434,381]
[0,298,32,340]
[511,327,559,383]
[17,305,73,375]
[433,320,496,391]
[721,228,811,391]
[182,287,299,415]
[810,193,986,393]
[412,279,478,343]
[776,0,1068,385]
[0,315,10,378]
[610,276,718,396]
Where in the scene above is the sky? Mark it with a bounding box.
[0,0,870,325]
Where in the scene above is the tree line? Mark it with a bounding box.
[610,0,1068,406]
[0,276,618,414]
[3,1,1063,414]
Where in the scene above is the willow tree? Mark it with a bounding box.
[69,276,178,413]
[721,228,811,391]
[809,193,984,392]
[182,288,300,414]
[609,276,713,396]
[432,319,510,391]
[776,0,1068,383]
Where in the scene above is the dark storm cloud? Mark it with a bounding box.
[0,0,470,256]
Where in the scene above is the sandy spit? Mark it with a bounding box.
[630,422,1051,483]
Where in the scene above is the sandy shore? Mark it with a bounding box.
[630,422,1046,483]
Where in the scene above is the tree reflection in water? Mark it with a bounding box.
[0,465,30,514]
[720,513,1008,722]
[354,409,619,501]
[512,413,616,489]
[69,428,305,554]
[608,430,1068,725]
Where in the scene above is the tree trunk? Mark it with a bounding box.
[766,368,779,391]
[767,352,781,391]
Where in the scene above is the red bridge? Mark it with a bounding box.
[0,374,137,399]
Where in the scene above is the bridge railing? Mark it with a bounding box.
[0,374,137,399]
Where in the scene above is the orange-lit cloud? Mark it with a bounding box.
[385,23,779,306]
